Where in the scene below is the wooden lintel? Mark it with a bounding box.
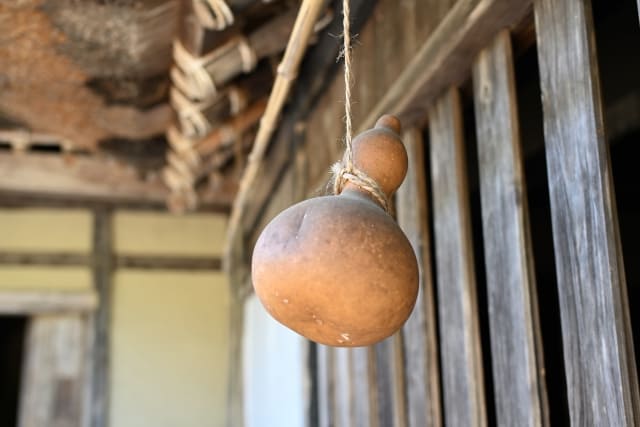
[360,0,532,131]
[0,290,98,314]
[0,152,232,211]
[0,152,166,204]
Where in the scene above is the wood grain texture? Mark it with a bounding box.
[360,0,532,132]
[472,30,548,427]
[372,335,407,427]
[334,347,353,427]
[535,0,640,424]
[429,88,486,427]
[19,315,91,427]
[317,344,334,427]
[351,347,375,427]
[90,210,113,427]
[396,128,442,427]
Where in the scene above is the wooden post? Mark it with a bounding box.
[351,347,375,427]
[429,88,486,427]
[396,128,442,427]
[535,0,640,424]
[472,30,548,426]
[317,345,334,427]
[19,315,91,427]
[373,336,407,427]
[90,209,113,427]
[333,348,353,427]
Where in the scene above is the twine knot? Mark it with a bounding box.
[333,0,391,214]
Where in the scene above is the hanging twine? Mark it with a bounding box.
[332,0,391,213]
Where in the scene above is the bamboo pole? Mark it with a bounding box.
[224,0,325,271]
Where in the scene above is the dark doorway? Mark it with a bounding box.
[0,316,27,427]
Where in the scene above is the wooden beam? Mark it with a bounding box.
[472,30,548,426]
[535,0,640,424]
[0,252,89,266]
[0,152,166,204]
[0,152,233,210]
[90,209,113,427]
[429,88,486,426]
[360,0,532,131]
[116,255,221,271]
[0,252,222,271]
[396,128,441,427]
[0,291,97,314]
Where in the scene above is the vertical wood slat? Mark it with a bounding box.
[351,347,376,427]
[90,209,113,427]
[429,88,487,427]
[19,315,90,427]
[472,30,548,427]
[396,128,442,427]
[317,345,334,427]
[535,0,640,425]
[334,347,353,427]
[373,336,407,427]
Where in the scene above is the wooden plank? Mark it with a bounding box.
[0,153,235,209]
[115,255,221,271]
[317,344,334,427]
[373,336,407,427]
[0,291,97,314]
[396,128,441,427]
[0,252,89,266]
[89,210,113,427]
[333,347,352,427]
[18,314,91,427]
[360,0,532,132]
[535,0,640,425]
[472,30,548,427]
[428,88,486,426]
[351,347,375,427]
[0,252,222,270]
[226,291,246,427]
[0,153,167,205]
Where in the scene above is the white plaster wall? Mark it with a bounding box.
[243,293,309,427]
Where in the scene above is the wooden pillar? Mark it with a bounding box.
[19,315,91,427]
[90,209,113,427]
[472,30,548,426]
[535,0,640,424]
[429,88,486,427]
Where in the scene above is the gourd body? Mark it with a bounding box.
[252,190,418,346]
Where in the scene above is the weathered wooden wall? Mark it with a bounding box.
[242,0,640,425]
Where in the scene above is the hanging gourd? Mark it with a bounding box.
[252,115,419,347]
[251,0,418,347]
